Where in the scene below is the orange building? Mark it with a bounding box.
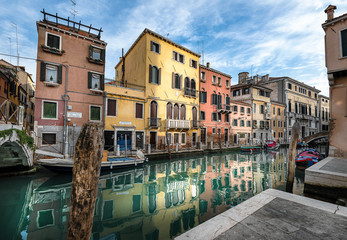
[34,10,106,157]
[199,63,232,147]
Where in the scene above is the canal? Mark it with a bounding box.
[0,148,305,240]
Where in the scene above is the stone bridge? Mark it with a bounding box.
[302,131,329,144]
[0,125,34,169]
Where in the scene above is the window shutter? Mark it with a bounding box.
[40,62,46,81]
[199,91,202,102]
[57,65,62,84]
[172,72,175,88]
[100,74,105,90]
[158,68,161,85]
[158,44,161,54]
[88,72,92,89]
[150,42,154,51]
[101,49,105,61]
[149,64,152,83]
[89,45,93,58]
[179,75,182,89]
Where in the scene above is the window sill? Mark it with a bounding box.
[41,45,64,55]
[44,81,60,87]
[90,89,103,94]
[200,79,206,82]
[42,117,58,120]
[87,57,104,65]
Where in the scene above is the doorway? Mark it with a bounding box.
[192,132,197,146]
[136,132,144,149]
[117,131,132,151]
[224,129,229,144]
[200,128,206,145]
[150,132,157,149]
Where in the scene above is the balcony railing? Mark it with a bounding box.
[184,88,197,98]
[192,120,199,129]
[148,118,161,128]
[218,104,232,113]
[166,119,190,129]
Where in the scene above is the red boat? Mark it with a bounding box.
[295,149,324,167]
[264,140,280,150]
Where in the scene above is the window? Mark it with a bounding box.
[135,103,144,119]
[42,101,57,119]
[200,91,207,103]
[89,45,105,62]
[212,112,217,121]
[233,90,240,96]
[149,65,161,84]
[174,133,179,144]
[90,105,101,121]
[40,62,62,83]
[253,104,256,113]
[46,32,61,50]
[37,209,54,228]
[173,51,184,63]
[226,79,229,87]
[132,195,142,212]
[217,77,221,85]
[200,71,206,80]
[225,113,230,122]
[107,99,117,116]
[273,107,276,115]
[295,86,297,91]
[190,59,197,68]
[240,120,245,127]
[46,65,57,82]
[274,132,276,138]
[173,73,180,89]
[247,121,251,127]
[151,41,160,54]
[181,133,186,145]
[260,105,264,114]
[288,83,292,89]
[217,112,222,121]
[233,105,238,112]
[277,108,280,116]
[233,119,238,126]
[88,72,104,90]
[212,128,216,134]
[240,107,245,113]
[200,111,205,120]
[211,93,217,105]
[212,75,216,84]
[42,133,56,145]
[308,91,311,97]
[273,120,276,127]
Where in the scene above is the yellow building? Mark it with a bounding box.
[271,101,285,143]
[114,29,200,150]
[104,82,146,151]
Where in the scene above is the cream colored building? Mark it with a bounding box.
[318,95,329,132]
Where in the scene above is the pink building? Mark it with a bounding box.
[229,100,252,145]
[199,63,232,147]
[34,10,106,156]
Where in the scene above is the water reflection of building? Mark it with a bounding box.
[198,154,254,223]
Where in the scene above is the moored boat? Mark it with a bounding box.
[264,140,280,150]
[37,150,147,172]
[241,146,262,153]
[295,149,324,167]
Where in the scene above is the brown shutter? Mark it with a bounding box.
[172,72,175,89]
[40,62,46,81]
[88,72,92,89]
[149,64,152,83]
[89,45,93,58]
[179,75,182,89]
[101,49,105,62]
[57,65,62,84]
[158,68,161,85]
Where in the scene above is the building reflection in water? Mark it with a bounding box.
[6,149,295,240]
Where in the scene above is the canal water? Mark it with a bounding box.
[0,148,305,240]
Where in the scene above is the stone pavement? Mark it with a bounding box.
[176,189,347,240]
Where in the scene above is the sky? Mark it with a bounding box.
[1,0,347,96]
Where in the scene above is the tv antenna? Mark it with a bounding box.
[11,22,19,66]
[70,0,78,22]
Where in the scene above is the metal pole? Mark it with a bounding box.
[125,134,127,158]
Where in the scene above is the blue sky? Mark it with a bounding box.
[1,0,347,96]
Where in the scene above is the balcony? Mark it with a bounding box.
[166,119,190,129]
[192,120,199,129]
[184,88,197,98]
[265,113,271,120]
[148,118,161,128]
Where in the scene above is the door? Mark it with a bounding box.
[104,130,114,150]
[117,131,132,151]
[225,129,229,144]
[233,134,238,145]
[200,128,206,145]
[192,132,197,146]
[136,132,144,149]
[150,132,157,149]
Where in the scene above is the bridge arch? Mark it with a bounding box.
[0,129,34,168]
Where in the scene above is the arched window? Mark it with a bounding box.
[217,93,222,109]
[167,102,173,119]
[174,104,179,120]
[191,79,196,97]
[180,105,186,120]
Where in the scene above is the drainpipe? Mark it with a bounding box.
[62,65,69,158]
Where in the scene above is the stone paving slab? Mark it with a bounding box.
[176,189,347,240]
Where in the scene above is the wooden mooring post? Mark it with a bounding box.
[67,123,104,240]
[286,121,300,193]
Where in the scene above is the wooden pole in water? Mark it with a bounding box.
[286,121,300,193]
[67,123,104,240]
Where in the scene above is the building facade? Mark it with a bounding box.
[323,5,347,157]
[104,81,146,152]
[34,11,106,156]
[270,101,285,143]
[260,76,320,141]
[318,95,329,132]
[229,100,252,145]
[114,29,200,151]
[199,63,232,147]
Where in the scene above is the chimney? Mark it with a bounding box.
[206,62,210,68]
[238,72,249,84]
[325,5,337,21]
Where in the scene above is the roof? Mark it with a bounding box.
[115,28,200,68]
[267,76,321,93]
[270,100,286,107]
[318,94,329,99]
[230,100,251,106]
[229,83,272,92]
[322,12,347,29]
[199,64,231,78]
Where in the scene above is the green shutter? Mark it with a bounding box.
[149,64,152,83]
[158,68,161,85]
